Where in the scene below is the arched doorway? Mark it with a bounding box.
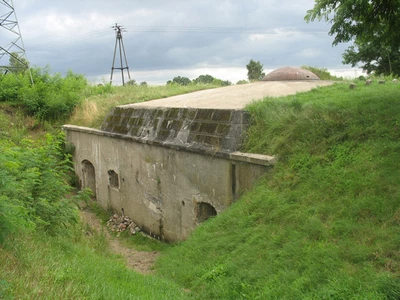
[82,160,96,198]
[196,202,217,223]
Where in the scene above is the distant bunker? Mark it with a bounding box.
[263,66,320,81]
[63,72,332,242]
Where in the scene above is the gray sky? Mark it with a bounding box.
[1,0,360,85]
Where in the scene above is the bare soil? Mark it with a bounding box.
[80,209,159,274]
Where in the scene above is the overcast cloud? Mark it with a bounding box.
[1,0,360,85]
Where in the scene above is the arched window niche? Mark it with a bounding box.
[82,160,96,198]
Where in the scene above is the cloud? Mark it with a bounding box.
[296,48,322,58]
[2,0,358,84]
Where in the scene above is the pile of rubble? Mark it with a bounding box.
[106,213,141,235]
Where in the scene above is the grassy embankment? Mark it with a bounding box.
[2,79,400,299]
[156,80,400,299]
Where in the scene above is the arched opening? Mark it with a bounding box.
[82,160,96,198]
[196,202,217,222]
[108,170,119,189]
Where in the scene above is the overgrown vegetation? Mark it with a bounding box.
[0,132,82,244]
[302,65,343,80]
[0,67,89,121]
[156,81,400,298]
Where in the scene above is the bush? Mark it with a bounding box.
[236,80,249,85]
[0,132,78,243]
[0,73,26,102]
[0,67,89,121]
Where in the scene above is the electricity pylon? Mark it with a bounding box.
[0,0,33,83]
[110,23,131,85]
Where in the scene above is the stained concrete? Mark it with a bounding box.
[101,107,250,152]
[64,125,274,241]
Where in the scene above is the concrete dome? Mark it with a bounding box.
[262,67,320,81]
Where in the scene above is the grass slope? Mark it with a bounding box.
[156,81,400,299]
[0,229,188,299]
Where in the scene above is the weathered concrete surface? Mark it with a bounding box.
[64,125,274,241]
[123,81,333,109]
[101,107,250,152]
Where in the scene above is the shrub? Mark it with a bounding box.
[301,65,343,80]
[0,73,27,102]
[0,67,88,121]
[236,80,249,85]
[0,132,79,243]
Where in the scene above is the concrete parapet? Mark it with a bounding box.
[100,106,250,152]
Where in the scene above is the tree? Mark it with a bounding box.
[167,76,191,86]
[246,59,265,81]
[342,38,400,76]
[305,1,400,76]
[193,74,215,84]
[8,52,29,74]
[126,79,137,86]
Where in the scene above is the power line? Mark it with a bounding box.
[27,25,328,50]
[124,25,328,34]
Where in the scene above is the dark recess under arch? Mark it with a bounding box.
[196,202,217,222]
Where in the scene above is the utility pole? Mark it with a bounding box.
[110,23,131,86]
[0,0,33,84]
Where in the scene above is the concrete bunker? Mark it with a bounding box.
[64,97,276,241]
[82,160,96,198]
[263,67,320,81]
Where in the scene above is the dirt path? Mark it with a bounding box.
[80,210,159,274]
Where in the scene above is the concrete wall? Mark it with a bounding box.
[64,125,274,242]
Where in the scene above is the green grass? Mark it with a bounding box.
[156,81,400,299]
[0,225,188,299]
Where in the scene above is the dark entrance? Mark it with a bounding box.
[82,160,96,198]
[196,202,217,222]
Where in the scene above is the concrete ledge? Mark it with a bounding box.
[62,124,276,166]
